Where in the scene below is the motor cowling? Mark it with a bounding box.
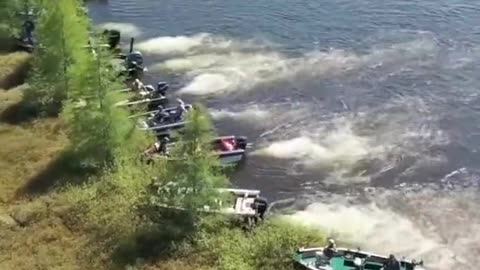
[235,136,248,150]
[126,51,144,66]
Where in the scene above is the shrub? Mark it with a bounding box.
[198,217,326,270]
[149,104,228,212]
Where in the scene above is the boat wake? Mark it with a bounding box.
[253,127,383,184]
[140,32,438,96]
[252,96,448,185]
[136,33,270,56]
[209,106,270,123]
[280,180,480,270]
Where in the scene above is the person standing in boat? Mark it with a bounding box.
[157,82,169,97]
[171,99,188,122]
[143,137,170,161]
[383,254,401,270]
[23,19,35,45]
[323,238,337,258]
[251,197,268,223]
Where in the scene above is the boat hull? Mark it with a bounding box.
[141,121,188,133]
[293,247,424,270]
[218,149,245,165]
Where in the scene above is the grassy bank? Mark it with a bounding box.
[0,1,329,268]
[0,52,329,270]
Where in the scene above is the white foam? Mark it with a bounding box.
[252,95,449,185]
[179,73,234,95]
[209,107,270,122]
[136,33,211,55]
[98,22,142,37]
[175,52,288,95]
[136,33,263,56]
[290,202,442,255]
[281,183,480,270]
[253,119,385,181]
[147,33,437,95]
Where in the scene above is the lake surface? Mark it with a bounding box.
[86,1,480,269]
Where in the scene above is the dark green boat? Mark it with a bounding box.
[293,247,425,270]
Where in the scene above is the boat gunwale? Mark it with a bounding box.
[295,247,420,265]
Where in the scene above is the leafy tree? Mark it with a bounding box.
[24,0,70,114]
[21,0,148,166]
[0,0,25,35]
[150,104,229,212]
[62,39,146,167]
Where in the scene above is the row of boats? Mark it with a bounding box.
[101,31,270,224]
[12,10,428,270]
[108,40,251,166]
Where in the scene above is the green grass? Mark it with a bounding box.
[0,52,87,270]
[0,53,66,203]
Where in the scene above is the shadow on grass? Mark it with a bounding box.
[17,150,98,197]
[0,99,39,124]
[0,56,31,90]
[111,210,196,267]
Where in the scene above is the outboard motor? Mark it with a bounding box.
[235,136,248,150]
[126,51,144,66]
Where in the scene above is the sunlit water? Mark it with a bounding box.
[87,1,480,269]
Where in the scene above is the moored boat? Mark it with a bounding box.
[293,247,425,270]
[143,135,249,165]
[151,182,268,220]
[137,101,193,132]
[115,95,169,110]
[212,135,248,164]
[217,188,268,218]
[129,103,191,120]
[110,39,147,82]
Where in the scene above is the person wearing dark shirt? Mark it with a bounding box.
[157,82,169,96]
[252,197,268,220]
[323,239,337,258]
[383,254,401,270]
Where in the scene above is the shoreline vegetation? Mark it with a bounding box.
[0,0,328,270]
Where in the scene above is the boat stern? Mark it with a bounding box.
[235,136,248,150]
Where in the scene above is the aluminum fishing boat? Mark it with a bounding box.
[293,247,425,270]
